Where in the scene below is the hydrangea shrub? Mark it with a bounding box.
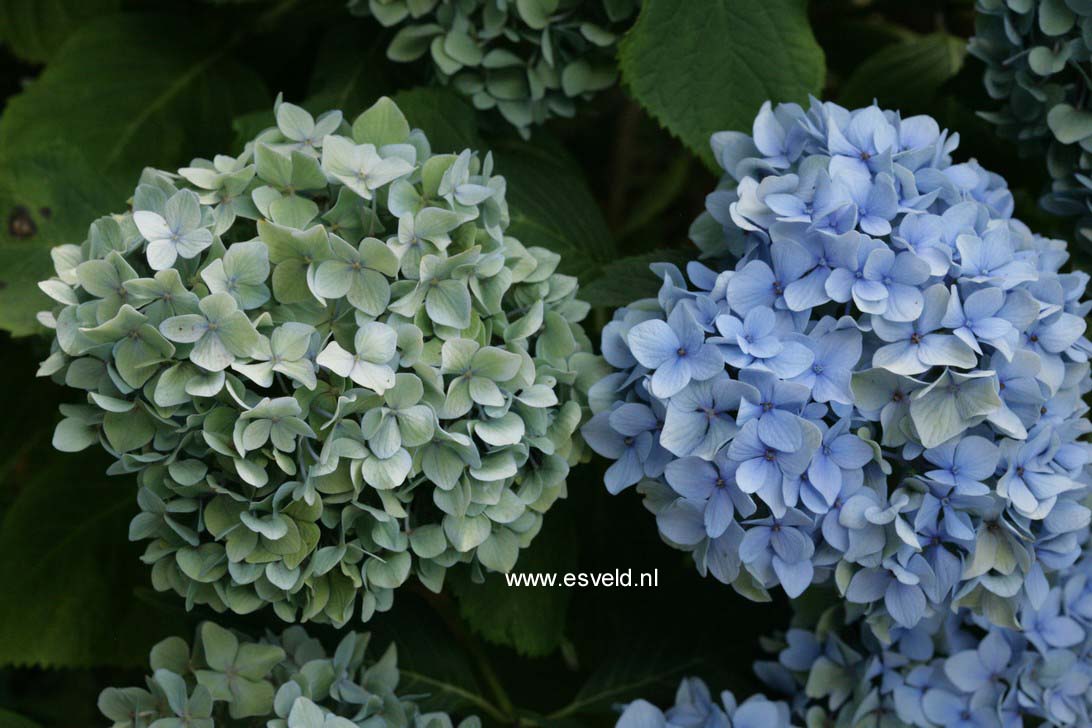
[348,0,639,134]
[37,96,594,626]
[615,677,794,728]
[99,622,480,727]
[970,0,1092,231]
[584,98,1092,636]
[758,546,1092,727]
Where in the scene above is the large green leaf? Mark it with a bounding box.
[0,146,127,337]
[449,510,577,657]
[493,136,616,284]
[0,451,171,667]
[838,32,966,112]
[306,25,394,118]
[0,0,120,63]
[619,0,825,168]
[0,708,41,728]
[547,633,700,723]
[580,249,695,308]
[395,87,483,154]
[371,597,506,722]
[0,13,268,337]
[0,14,267,178]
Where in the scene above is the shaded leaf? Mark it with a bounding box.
[0,146,127,336]
[395,86,482,153]
[449,511,577,657]
[547,632,700,722]
[0,14,268,336]
[580,249,695,308]
[0,708,41,728]
[370,597,505,722]
[839,32,966,111]
[493,135,616,283]
[0,0,120,63]
[0,452,168,667]
[619,0,825,168]
[306,25,394,117]
[0,14,268,176]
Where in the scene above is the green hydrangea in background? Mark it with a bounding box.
[971,0,1092,235]
[36,96,594,627]
[349,0,639,135]
[99,621,480,727]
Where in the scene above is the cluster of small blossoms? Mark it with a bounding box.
[584,98,1092,634]
[37,97,593,627]
[757,543,1092,727]
[347,0,638,135]
[970,0,1092,235]
[615,677,794,728]
[99,621,480,727]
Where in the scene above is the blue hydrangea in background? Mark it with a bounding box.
[618,541,1092,727]
[584,98,1092,636]
[615,677,794,728]
[756,542,1092,727]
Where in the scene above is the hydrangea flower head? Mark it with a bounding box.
[37,97,594,627]
[99,621,481,727]
[616,676,794,728]
[971,0,1092,237]
[348,0,639,135]
[585,98,1092,634]
[756,545,1092,727]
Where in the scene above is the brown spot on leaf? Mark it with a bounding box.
[8,206,36,239]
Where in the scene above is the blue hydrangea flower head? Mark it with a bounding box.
[585,97,1092,635]
[615,676,795,728]
[754,542,1092,727]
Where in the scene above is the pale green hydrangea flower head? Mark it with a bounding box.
[349,0,640,134]
[99,621,481,727]
[37,96,595,626]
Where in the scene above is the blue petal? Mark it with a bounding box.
[656,499,707,546]
[757,410,803,451]
[885,581,926,627]
[627,319,678,368]
[773,555,813,598]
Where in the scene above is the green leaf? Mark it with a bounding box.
[579,249,695,307]
[838,32,966,111]
[0,708,42,728]
[0,0,120,63]
[492,136,616,284]
[449,511,576,657]
[0,146,127,336]
[0,16,268,312]
[393,87,482,153]
[619,0,825,168]
[1,15,267,174]
[370,599,504,722]
[305,25,393,117]
[547,632,700,722]
[0,452,174,667]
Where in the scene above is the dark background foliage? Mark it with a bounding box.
[0,0,1077,725]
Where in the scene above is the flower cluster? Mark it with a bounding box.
[758,546,1092,727]
[347,0,639,135]
[99,621,480,727]
[615,677,794,728]
[970,0,1092,234]
[584,98,1092,634]
[37,97,593,626]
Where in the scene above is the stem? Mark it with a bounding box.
[606,101,643,232]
